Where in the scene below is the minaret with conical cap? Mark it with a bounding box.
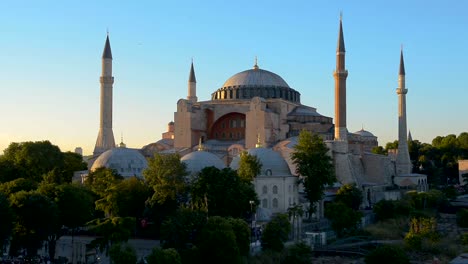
[396,48,412,175]
[93,34,116,156]
[187,60,197,102]
[333,15,349,142]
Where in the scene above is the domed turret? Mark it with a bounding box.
[181,150,225,175]
[91,146,148,177]
[230,147,291,176]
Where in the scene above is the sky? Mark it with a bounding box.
[0,0,467,155]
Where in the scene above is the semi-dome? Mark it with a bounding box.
[211,64,300,103]
[230,147,291,176]
[354,129,376,137]
[91,146,148,177]
[181,150,225,175]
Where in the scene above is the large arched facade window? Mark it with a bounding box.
[209,112,246,141]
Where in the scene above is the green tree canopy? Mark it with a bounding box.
[9,191,59,257]
[143,153,188,206]
[0,193,13,253]
[291,130,335,214]
[237,151,262,182]
[191,167,258,218]
[109,242,137,264]
[2,141,64,182]
[0,178,38,196]
[84,167,123,198]
[324,202,362,237]
[146,247,181,264]
[335,184,363,210]
[261,213,291,252]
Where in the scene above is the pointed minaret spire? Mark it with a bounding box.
[408,130,413,142]
[337,13,346,53]
[94,34,116,156]
[396,47,412,175]
[187,59,198,103]
[399,46,405,75]
[333,14,349,143]
[102,34,113,59]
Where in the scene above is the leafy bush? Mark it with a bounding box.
[109,242,137,264]
[282,242,313,264]
[457,209,468,228]
[325,202,362,237]
[373,199,412,221]
[146,247,181,264]
[365,244,410,264]
[261,213,291,252]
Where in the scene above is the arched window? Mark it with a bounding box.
[273,198,278,208]
[273,185,278,194]
[262,199,268,208]
[266,169,272,176]
[262,185,267,194]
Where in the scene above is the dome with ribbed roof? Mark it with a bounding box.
[181,150,225,175]
[230,147,291,176]
[354,129,375,137]
[211,64,300,103]
[91,146,148,177]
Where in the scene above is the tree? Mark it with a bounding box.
[191,167,258,218]
[160,208,207,250]
[62,151,87,182]
[38,183,95,259]
[2,141,64,182]
[261,213,291,252]
[143,153,188,206]
[324,202,362,237]
[0,178,38,196]
[371,146,386,155]
[198,216,240,264]
[85,167,123,198]
[365,244,410,264]
[282,242,313,264]
[95,177,150,218]
[291,130,335,215]
[0,193,13,254]
[87,217,135,257]
[109,242,137,264]
[237,151,262,182]
[335,184,363,210]
[225,218,251,257]
[146,247,181,264]
[9,191,59,257]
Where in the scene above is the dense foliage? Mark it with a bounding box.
[291,130,336,215]
[365,244,410,264]
[261,213,291,252]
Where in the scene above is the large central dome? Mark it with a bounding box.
[222,68,290,88]
[211,64,300,103]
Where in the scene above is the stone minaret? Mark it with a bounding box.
[187,61,197,102]
[93,34,116,156]
[333,16,349,142]
[396,49,412,175]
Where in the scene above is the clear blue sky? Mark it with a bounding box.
[0,0,467,155]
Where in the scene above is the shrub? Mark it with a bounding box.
[282,242,313,264]
[457,209,468,228]
[365,244,410,264]
[146,247,181,264]
[109,243,137,264]
[261,214,291,252]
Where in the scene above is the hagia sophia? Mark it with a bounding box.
[85,18,427,219]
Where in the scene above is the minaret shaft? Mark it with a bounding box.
[334,19,348,141]
[396,50,412,175]
[94,36,116,156]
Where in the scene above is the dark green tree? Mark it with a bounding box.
[291,130,335,216]
[282,242,313,264]
[324,202,362,237]
[371,146,386,155]
[109,242,137,264]
[87,217,135,257]
[143,153,188,206]
[191,167,258,218]
[261,213,291,252]
[237,151,262,182]
[335,183,363,210]
[225,218,251,257]
[84,167,123,198]
[146,247,181,264]
[160,208,207,250]
[198,216,240,264]
[0,193,13,253]
[9,191,59,257]
[2,141,64,182]
[0,178,38,196]
[365,244,410,264]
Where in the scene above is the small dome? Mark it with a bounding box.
[230,147,291,176]
[91,147,148,177]
[354,129,375,137]
[222,68,290,88]
[181,150,225,175]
